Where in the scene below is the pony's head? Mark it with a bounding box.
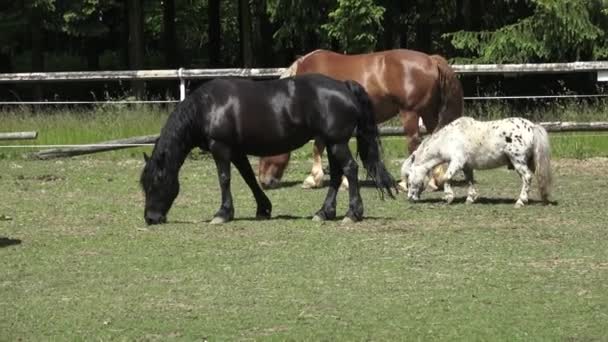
[140,151,180,225]
[407,159,427,202]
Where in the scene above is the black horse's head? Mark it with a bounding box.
[140,151,180,225]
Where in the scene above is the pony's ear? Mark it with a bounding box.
[143,152,150,163]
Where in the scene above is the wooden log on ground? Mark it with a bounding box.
[0,131,38,140]
[378,121,608,136]
[23,120,608,160]
[539,121,608,132]
[29,134,158,160]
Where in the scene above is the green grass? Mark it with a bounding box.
[1,156,608,340]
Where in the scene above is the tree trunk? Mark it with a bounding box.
[381,1,396,49]
[121,2,130,68]
[252,0,273,66]
[85,37,100,70]
[238,0,254,67]
[208,0,221,67]
[30,7,44,101]
[127,0,145,99]
[163,0,178,67]
[414,1,433,53]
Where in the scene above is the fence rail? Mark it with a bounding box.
[1,61,607,102]
[1,61,608,83]
[0,131,38,141]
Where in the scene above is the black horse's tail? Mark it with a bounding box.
[344,80,397,199]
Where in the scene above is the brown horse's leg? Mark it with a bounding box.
[258,153,290,189]
[302,139,326,189]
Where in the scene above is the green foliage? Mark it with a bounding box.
[445,0,608,63]
[267,0,335,50]
[59,0,119,37]
[321,0,385,53]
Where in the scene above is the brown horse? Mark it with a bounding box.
[258,49,464,189]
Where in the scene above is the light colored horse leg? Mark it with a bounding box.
[512,161,533,208]
[443,181,455,204]
[302,139,326,189]
[442,160,463,204]
[463,166,478,204]
[399,110,422,191]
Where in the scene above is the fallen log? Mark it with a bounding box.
[25,120,608,160]
[0,131,38,140]
[378,121,608,136]
[30,134,158,159]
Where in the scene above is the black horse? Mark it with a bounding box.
[140,74,396,225]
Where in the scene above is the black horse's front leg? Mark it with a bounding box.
[232,151,272,219]
[210,141,234,224]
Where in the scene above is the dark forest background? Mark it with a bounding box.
[1,0,607,101]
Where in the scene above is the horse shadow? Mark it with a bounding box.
[0,237,22,248]
[414,196,558,206]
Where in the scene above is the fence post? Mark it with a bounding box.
[178,67,186,101]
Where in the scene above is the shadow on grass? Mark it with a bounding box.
[414,196,558,206]
[0,237,22,248]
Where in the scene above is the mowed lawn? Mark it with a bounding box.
[1,155,608,340]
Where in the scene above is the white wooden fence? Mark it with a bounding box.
[1,61,607,102]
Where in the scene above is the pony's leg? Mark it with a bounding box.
[463,166,478,204]
[232,152,272,219]
[302,139,326,189]
[442,160,464,204]
[313,144,343,221]
[330,143,363,223]
[511,161,534,208]
[209,141,234,224]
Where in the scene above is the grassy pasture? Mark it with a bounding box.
[1,154,608,340]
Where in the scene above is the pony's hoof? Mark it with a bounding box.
[466,196,476,204]
[210,216,228,225]
[514,200,525,208]
[444,195,454,204]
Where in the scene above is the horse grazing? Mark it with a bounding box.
[403,117,552,207]
[140,74,397,225]
[257,49,464,189]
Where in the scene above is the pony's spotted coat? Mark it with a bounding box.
[403,117,552,207]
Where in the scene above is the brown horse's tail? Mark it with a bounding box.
[430,55,464,131]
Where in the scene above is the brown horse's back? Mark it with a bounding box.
[290,49,460,128]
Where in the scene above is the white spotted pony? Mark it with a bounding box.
[402,117,552,207]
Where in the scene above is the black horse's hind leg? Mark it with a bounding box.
[330,143,363,222]
[313,143,342,221]
[232,151,272,219]
[210,140,235,224]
